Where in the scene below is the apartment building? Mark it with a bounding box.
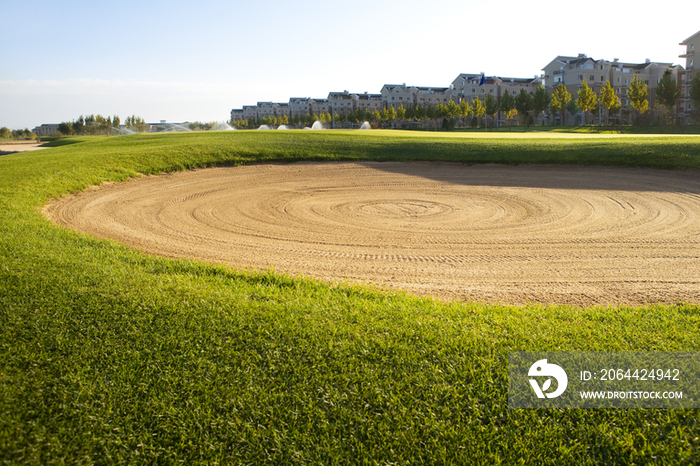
[542,54,681,119]
[288,97,310,116]
[327,91,378,115]
[680,30,699,123]
[381,84,451,109]
[255,102,290,119]
[32,123,59,136]
[242,105,258,121]
[287,97,332,117]
[450,74,541,103]
[230,109,244,122]
[357,92,382,113]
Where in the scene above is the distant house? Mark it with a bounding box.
[32,124,59,136]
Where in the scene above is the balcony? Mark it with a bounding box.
[679,50,695,58]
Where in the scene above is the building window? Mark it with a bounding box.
[579,74,583,80]
[601,65,606,70]
[590,75,594,81]
[617,77,621,83]
[625,79,629,84]
[601,76,605,81]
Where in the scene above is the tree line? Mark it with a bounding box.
[56,115,147,136]
[0,127,39,141]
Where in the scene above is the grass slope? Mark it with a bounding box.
[1,131,699,465]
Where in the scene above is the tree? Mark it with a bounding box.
[656,69,681,123]
[470,98,486,127]
[499,92,515,126]
[690,77,700,123]
[598,81,620,125]
[387,106,396,128]
[550,84,572,126]
[576,79,597,125]
[484,93,499,126]
[426,105,437,129]
[515,89,533,126]
[627,74,649,118]
[396,104,406,126]
[459,99,471,127]
[414,105,427,128]
[533,85,551,125]
[0,127,10,139]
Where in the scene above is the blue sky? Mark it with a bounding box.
[1,0,697,129]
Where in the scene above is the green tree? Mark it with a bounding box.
[598,81,620,125]
[484,93,499,125]
[515,89,533,126]
[459,99,471,127]
[576,79,597,125]
[426,105,437,129]
[499,92,515,126]
[0,127,11,139]
[371,110,381,123]
[471,98,486,127]
[656,69,681,123]
[446,99,460,118]
[387,106,396,127]
[533,85,551,125]
[627,74,649,118]
[550,84,572,126]
[396,104,406,126]
[689,77,700,123]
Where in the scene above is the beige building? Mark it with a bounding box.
[381,84,451,109]
[328,90,380,115]
[32,124,59,136]
[680,30,699,123]
[256,102,289,119]
[288,97,330,117]
[357,92,382,113]
[450,73,541,103]
[289,98,312,116]
[230,109,244,122]
[542,54,682,122]
[242,105,258,121]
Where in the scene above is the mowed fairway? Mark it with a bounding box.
[47,161,700,306]
[2,130,700,464]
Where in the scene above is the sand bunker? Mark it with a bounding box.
[44,162,700,306]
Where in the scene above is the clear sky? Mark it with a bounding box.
[1,0,697,129]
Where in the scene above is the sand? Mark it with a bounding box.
[44,162,700,306]
[0,142,46,155]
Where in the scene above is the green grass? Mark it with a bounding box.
[1,131,700,465]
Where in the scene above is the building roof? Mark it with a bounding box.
[681,29,700,45]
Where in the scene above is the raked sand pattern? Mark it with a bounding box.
[44,162,700,306]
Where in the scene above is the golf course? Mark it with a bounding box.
[1,130,700,464]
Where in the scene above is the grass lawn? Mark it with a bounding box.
[1,131,700,465]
